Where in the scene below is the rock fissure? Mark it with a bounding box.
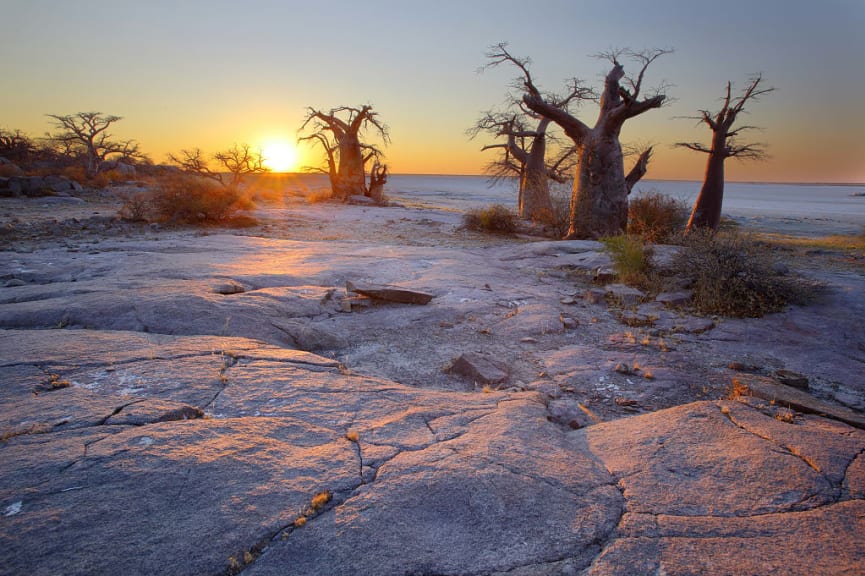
[720,405,836,489]
[97,399,146,425]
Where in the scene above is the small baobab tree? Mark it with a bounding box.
[46,112,142,177]
[494,43,671,238]
[168,143,268,188]
[676,75,774,232]
[469,107,578,222]
[298,105,389,201]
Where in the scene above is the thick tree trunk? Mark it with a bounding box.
[520,131,554,221]
[333,135,366,200]
[566,133,628,239]
[686,154,725,231]
[686,130,729,231]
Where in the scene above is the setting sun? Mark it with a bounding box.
[261,141,298,172]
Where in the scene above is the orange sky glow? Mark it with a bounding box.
[1,0,863,184]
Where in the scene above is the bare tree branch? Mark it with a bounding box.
[46,112,141,177]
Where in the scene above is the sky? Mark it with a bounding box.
[1,0,863,183]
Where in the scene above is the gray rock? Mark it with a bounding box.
[774,369,809,390]
[271,318,345,351]
[733,374,865,430]
[213,279,246,294]
[655,290,692,308]
[43,175,73,192]
[547,398,594,429]
[583,287,607,305]
[604,283,645,306]
[655,315,715,334]
[446,351,508,385]
[346,280,433,305]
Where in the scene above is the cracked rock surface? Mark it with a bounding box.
[2,201,864,575]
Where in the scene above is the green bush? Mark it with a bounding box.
[627,191,689,244]
[674,229,818,317]
[601,234,653,287]
[462,204,518,234]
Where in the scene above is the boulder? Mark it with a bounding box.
[446,351,508,386]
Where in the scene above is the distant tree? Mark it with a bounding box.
[495,43,671,238]
[168,143,268,188]
[46,112,142,177]
[298,105,389,201]
[0,128,38,165]
[676,75,774,232]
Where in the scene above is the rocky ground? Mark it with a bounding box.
[1,188,864,575]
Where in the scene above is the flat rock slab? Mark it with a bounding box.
[2,329,864,575]
[734,373,865,430]
[346,280,433,304]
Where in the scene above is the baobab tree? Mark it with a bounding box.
[676,75,774,232]
[493,43,671,238]
[46,112,141,177]
[469,108,577,222]
[298,105,389,200]
[168,143,268,188]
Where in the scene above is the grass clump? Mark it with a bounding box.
[674,229,819,317]
[462,204,518,234]
[627,191,688,244]
[306,188,334,204]
[601,234,653,288]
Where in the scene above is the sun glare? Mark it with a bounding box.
[262,141,298,172]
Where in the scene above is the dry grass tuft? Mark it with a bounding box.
[627,191,688,244]
[462,204,518,234]
[306,189,334,204]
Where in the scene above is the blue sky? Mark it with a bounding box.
[1,0,863,181]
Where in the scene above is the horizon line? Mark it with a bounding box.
[259,172,865,187]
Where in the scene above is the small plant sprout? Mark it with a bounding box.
[311,491,332,511]
[293,516,307,528]
[775,408,795,423]
[345,430,359,443]
[643,370,655,380]
[482,385,493,394]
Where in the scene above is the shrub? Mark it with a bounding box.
[0,164,21,177]
[601,234,653,287]
[627,191,688,244]
[538,182,571,238]
[150,174,252,224]
[118,191,154,221]
[462,204,518,234]
[674,229,818,317]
